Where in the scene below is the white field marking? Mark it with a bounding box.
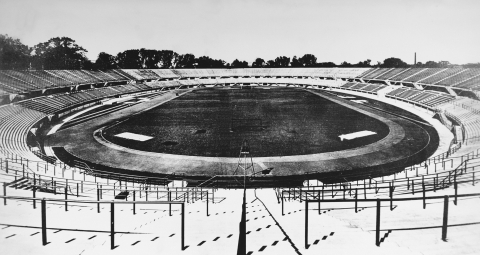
[114,132,153,141]
[351,100,368,104]
[337,95,356,99]
[339,130,376,141]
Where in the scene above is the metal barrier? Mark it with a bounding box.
[303,193,480,249]
[0,195,186,250]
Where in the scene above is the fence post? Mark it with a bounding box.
[41,198,47,245]
[412,180,415,195]
[3,183,6,205]
[33,182,36,209]
[65,187,68,211]
[454,182,458,206]
[389,185,393,211]
[181,203,185,250]
[97,185,100,213]
[305,200,309,249]
[422,183,426,209]
[206,192,209,216]
[133,191,136,215]
[442,196,449,241]
[376,199,381,246]
[111,202,115,250]
[355,188,358,213]
[282,192,284,216]
[363,181,366,199]
[318,191,321,215]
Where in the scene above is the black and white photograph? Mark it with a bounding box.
[0,0,479,254]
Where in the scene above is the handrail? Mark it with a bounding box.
[0,195,184,204]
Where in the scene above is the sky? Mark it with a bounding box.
[1,0,479,65]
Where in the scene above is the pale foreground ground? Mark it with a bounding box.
[0,165,479,255]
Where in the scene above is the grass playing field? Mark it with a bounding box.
[102,88,390,157]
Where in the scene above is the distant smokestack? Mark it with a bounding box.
[414,52,417,66]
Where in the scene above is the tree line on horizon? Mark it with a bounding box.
[1,34,478,70]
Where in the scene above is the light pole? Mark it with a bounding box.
[235,140,273,255]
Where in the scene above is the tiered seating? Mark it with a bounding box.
[67,70,104,83]
[408,91,438,103]
[3,70,55,89]
[350,83,369,90]
[1,68,479,95]
[130,83,154,90]
[386,86,455,108]
[339,82,386,94]
[46,70,80,84]
[357,68,379,78]
[361,68,390,79]
[360,84,386,92]
[151,69,179,79]
[395,88,422,99]
[341,82,358,89]
[422,94,455,107]
[0,105,45,159]
[438,98,480,143]
[386,87,408,96]
[133,69,161,80]
[374,68,408,80]
[454,75,480,89]
[0,80,24,94]
[435,69,480,86]
[404,68,445,82]
[103,70,130,81]
[85,70,115,82]
[112,69,137,80]
[389,68,424,81]
[0,71,38,91]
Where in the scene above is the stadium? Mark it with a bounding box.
[1,1,480,255]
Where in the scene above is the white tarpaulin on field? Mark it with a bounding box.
[115,132,153,141]
[339,130,376,141]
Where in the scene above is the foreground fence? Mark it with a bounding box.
[302,193,480,249]
[0,195,187,250]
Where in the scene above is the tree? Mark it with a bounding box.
[138,49,161,69]
[95,52,117,70]
[381,57,409,68]
[355,59,371,67]
[423,61,440,68]
[231,59,249,68]
[265,60,275,67]
[195,56,225,68]
[0,34,30,70]
[274,56,290,67]
[116,50,142,69]
[316,62,337,67]
[340,61,352,67]
[299,54,317,67]
[176,53,196,68]
[31,37,89,70]
[290,56,302,67]
[252,58,265,68]
[463,63,480,68]
[158,50,177,69]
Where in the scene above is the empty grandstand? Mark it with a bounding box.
[1,67,480,255]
